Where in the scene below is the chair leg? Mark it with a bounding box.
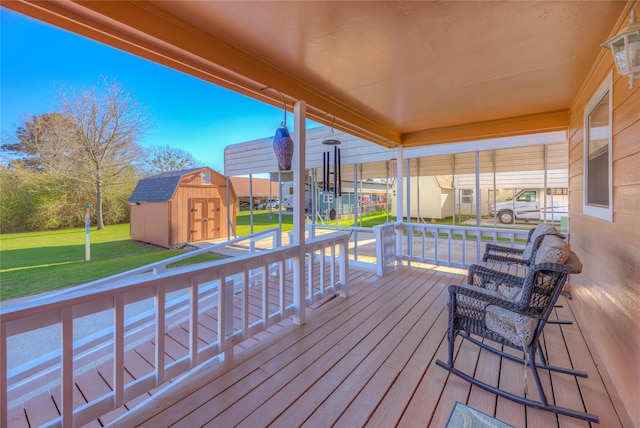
[528,345,548,405]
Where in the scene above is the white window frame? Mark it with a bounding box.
[459,188,474,204]
[583,71,613,222]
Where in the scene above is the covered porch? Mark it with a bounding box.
[1,1,638,426]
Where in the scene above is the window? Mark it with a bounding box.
[583,72,613,222]
[201,170,210,185]
[460,189,474,204]
[516,190,536,202]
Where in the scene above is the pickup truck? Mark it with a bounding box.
[490,188,568,224]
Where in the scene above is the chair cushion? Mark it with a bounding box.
[485,305,538,346]
[534,234,570,265]
[477,261,528,300]
[522,223,563,260]
[454,285,505,320]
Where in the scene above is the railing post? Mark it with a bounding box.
[339,237,349,297]
[374,225,383,276]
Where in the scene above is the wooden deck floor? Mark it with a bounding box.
[100,265,632,428]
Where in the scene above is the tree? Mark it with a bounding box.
[59,77,152,229]
[141,145,200,175]
[1,112,76,172]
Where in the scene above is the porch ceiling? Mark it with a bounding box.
[3,1,628,147]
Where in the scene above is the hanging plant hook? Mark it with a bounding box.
[322,113,341,145]
[261,87,287,127]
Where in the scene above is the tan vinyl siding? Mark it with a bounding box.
[567,4,640,423]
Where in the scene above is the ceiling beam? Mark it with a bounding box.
[401,110,569,147]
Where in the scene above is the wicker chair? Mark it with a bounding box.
[436,249,599,422]
[483,224,572,326]
[483,223,564,266]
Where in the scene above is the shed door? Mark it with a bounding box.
[189,198,221,242]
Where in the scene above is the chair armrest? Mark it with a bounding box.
[447,283,520,312]
[482,253,530,265]
[485,242,524,257]
[468,264,525,290]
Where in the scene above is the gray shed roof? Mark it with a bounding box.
[129,168,203,203]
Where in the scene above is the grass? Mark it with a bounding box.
[0,224,218,301]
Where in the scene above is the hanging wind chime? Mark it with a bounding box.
[321,115,342,197]
[263,88,294,171]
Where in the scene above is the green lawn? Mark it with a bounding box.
[0,224,207,301]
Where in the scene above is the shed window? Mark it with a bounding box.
[583,72,612,222]
[201,171,210,185]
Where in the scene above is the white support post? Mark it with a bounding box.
[395,145,404,263]
[475,151,482,263]
[292,100,307,325]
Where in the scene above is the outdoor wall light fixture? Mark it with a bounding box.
[262,87,294,171]
[602,7,640,89]
[322,115,341,145]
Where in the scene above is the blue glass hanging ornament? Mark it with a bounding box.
[263,88,294,171]
[273,122,294,171]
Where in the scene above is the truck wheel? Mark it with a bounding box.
[498,210,514,224]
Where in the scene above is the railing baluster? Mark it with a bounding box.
[262,264,269,327]
[447,229,452,265]
[320,248,326,296]
[61,307,73,428]
[242,269,250,336]
[114,294,125,407]
[189,278,199,367]
[0,323,6,428]
[155,286,165,385]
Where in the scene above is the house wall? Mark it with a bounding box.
[170,170,236,244]
[130,202,170,248]
[567,3,640,423]
[393,176,453,220]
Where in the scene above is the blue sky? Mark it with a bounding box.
[1,8,316,173]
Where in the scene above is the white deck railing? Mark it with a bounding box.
[308,222,532,271]
[0,232,348,428]
[399,222,531,268]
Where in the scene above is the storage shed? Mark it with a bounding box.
[128,167,236,248]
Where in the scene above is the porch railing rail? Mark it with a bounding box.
[398,222,531,269]
[303,224,378,270]
[0,232,348,428]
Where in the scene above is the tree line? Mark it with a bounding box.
[1,77,203,233]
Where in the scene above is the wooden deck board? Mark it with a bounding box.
[12,265,632,427]
[265,271,445,427]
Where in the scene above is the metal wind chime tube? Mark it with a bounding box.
[337,147,342,196]
[333,147,338,197]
